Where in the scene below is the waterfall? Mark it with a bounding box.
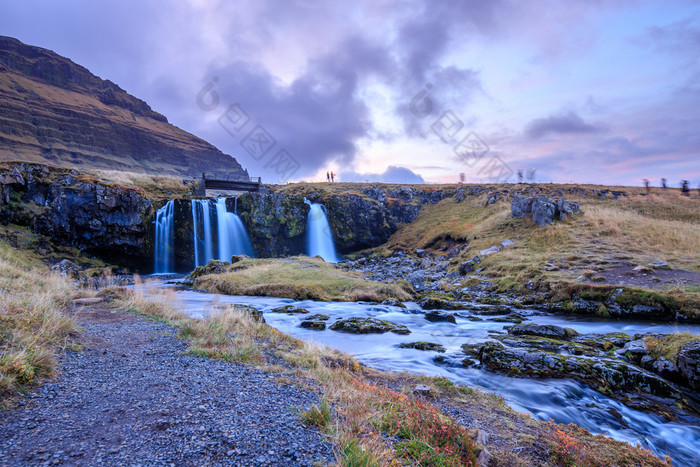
[154,200,174,273]
[215,198,254,260]
[191,199,214,267]
[304,198,340,263]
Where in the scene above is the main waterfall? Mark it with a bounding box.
[215,198,254,260]
[191,199,214,267]
[153,200,174,273]
[304,198,340,263]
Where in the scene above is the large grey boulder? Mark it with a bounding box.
[511,194,581,226]
[510,195,534,218]
[531,198,557,226]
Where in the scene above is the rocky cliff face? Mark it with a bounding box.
[237,186,446,257]
[1,163,153,269]
[0,35,248,179]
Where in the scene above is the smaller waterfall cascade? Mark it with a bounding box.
[154,200,174,273]
[304,198,340,263]
[215,198,254,260]
[191,199,214,267]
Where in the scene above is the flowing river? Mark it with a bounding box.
[142,278,700,465]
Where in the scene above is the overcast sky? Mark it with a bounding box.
[2,0,699,186]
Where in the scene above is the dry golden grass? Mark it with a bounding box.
[91,169,190,198]
[643,332,697,362]
[0,243,80,403]
[194,257,412,302]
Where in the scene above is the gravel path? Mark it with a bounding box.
[0,307,333,466]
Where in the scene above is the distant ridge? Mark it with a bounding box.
[0,35,248,179]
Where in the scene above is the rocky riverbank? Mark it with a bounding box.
[0,304,333,466]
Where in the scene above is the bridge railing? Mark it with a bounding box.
[201,173,261,183]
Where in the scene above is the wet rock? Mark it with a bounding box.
[398,342,446,353]
[677,341,700,389]
[188,260,230,280]
[652,357,680,381]
[305,314,329,321]
[380,299,406,308]
[487,312,525,324]
[299,321,326,331]
[479,342,681,400]
[230,254,250,263]
[418,296,461,311]
[572,332,630,351]
[415,249,426,258]
[330,318,411,335]
[424,311,457,324]
[509,324,578,340]
[615,339,648,362]
[270,305,309,314]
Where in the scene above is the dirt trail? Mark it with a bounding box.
[0,307,333,466]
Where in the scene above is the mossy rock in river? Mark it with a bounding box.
[398,341,446,352]
[508,323,579,340]
[187,260,230,280]
[417,296,462,311]
[330,317,411,335]
[424,310,457,324]
[479,341,683,401]
[300,320,326,330]
[305,314,329,321]
[270,305,309,314]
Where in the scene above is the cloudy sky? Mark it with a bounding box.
[2,0,699,186]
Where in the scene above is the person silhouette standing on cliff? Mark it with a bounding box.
[643,179,650,193]
[661,178,667,190]
[326,171,330,182]
[681,180,690,196]
[331,171,335,182]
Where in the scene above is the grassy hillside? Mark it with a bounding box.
[0,35,247,178]
[385,187,699,274]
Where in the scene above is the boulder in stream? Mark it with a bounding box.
[330,317,410,335]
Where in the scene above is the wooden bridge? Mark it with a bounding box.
[195,173,267,195]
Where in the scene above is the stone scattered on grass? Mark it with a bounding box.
[648,259,671,270]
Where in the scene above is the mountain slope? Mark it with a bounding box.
[0,36,248,179]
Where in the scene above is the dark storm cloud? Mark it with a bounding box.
[200,35,392,180]
[340,166,425,184]
[524,111,604,139]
